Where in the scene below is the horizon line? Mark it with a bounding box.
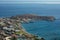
[0,2,60,4]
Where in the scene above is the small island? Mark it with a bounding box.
[0,14,55,40]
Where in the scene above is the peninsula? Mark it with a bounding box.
[0,14,55,40]
[10,14,55,22]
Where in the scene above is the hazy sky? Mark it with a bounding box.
[0,0,60,4]
[0,0,60,2]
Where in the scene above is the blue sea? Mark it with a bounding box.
[0,4,60,40]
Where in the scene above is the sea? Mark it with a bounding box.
[0,3,60,40]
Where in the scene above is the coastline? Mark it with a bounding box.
[0,14,55,40]
[0,14,44,40]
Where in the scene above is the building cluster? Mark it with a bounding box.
[0,17,45,40]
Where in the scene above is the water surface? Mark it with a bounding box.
[0,4,60,40]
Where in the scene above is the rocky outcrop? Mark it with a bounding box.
[10,14,55,21]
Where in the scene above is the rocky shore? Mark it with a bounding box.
[0,14,55,40]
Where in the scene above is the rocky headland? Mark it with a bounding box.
[10,14,55,21]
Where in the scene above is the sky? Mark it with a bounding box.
[0,0,60,2]
[0,0,60,4]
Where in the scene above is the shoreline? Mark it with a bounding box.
[0,14,55,40]
[0,14,44,40]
